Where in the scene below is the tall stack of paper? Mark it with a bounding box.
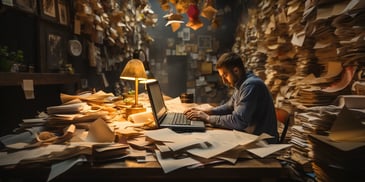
[232,0,365,179]
[290,105,342,173]
[308,134,365,181]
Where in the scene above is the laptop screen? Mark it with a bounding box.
[147,82,168,123]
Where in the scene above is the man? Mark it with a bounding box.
[184,52,278,144]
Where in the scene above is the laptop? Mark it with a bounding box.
[146,81,206,132]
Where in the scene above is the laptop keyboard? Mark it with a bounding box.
[171,113,191,125]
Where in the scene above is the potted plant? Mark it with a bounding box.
[0,45,24,72]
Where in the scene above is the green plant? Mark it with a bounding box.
[10,50,24,63]
[0,45,24,71]
[0,46,10,59]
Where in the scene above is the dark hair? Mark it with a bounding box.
[216,52,245,71]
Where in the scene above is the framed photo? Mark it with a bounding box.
[198,35,212,49]
[58,0,68,25]
[46,32,66,72]
[40,0,57,20]
[14,0,37,13]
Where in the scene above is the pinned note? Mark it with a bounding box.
[22,79,34,99]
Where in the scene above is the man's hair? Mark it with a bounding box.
[216,52,245,70]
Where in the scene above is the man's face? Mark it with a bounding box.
[217,67,239,88]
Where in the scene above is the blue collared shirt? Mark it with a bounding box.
[208,72,279,143]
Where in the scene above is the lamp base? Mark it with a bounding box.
[125,104,146,118]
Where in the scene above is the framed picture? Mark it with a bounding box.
[40,0,57,20]
[46,32,66,72]
[58,0,68,25]
[198,35,212,49]
[14,0,37,13]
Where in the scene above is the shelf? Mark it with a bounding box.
[0,72,80,86]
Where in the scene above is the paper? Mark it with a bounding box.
[316,4,333,20]
[144,128,182,142]
[85,118,115,143]
[47,155,87,182]
[127,136,153,148]
[154,149,200,173]
[0,144,67,166]
[186,130,256,159]
[22,79,34,99]
[310,134,365,152]
[46,102,90,114]
[291,31,305,47]
[321,66,356,93]
[128,111,154,123]
[333,95,365,109]
[247,144,292,158]
[0,131,34,146]
[329,107,365,142]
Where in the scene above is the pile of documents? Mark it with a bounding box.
[44,91,126,130]
[143,128,291,173]
[0,116,292,181]
[290,105,342,173]
[290,95,365,179]
[309,120,365,182]
[309,134,365,182]
[231,0,365,180]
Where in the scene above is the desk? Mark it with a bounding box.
[1,159,288,182]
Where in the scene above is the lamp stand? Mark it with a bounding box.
[125,78,146,117]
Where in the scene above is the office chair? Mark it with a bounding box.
[275,108,290,143]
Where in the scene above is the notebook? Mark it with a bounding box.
[146,81,206,132]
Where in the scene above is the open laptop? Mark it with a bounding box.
[146,81,206,132]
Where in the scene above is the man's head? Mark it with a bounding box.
[216,52,246,88]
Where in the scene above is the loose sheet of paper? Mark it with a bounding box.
[47,155,87,182]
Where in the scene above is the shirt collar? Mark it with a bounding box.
[234,71,253,89]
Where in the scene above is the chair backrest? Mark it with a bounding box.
[275,108,290,143]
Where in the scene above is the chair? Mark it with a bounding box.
[275,108,290,143]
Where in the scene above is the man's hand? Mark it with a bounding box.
[184,108,209,122]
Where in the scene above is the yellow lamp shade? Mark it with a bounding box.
[120,59,147,81]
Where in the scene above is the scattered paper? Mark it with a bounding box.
[155,150,200,173]
[85,118,115,143]
[47,155,87,182]
[247,144,292,158]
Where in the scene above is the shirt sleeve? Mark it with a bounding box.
[207,82,260,131]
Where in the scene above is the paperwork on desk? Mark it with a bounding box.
[144,128,291,173]
[47,155,88,182]
[0,91,292,179]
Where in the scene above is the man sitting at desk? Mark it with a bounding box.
[184,52,278,144]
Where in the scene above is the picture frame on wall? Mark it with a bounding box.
[57,0,68,25]
[13,0,37,13]
[40,0,57,20]
[46,32,66,72]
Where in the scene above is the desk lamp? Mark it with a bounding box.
[133,49,157,84]
[120,59,147,117]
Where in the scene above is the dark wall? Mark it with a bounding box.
[0,9,37,69]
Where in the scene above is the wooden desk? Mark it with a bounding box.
[1,158,288,181]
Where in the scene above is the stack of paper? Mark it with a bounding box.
[308,134,365,181]
[144,128,291,173]
[45,91,122,128]
[46,102,100,128]
[290,95,365,177]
